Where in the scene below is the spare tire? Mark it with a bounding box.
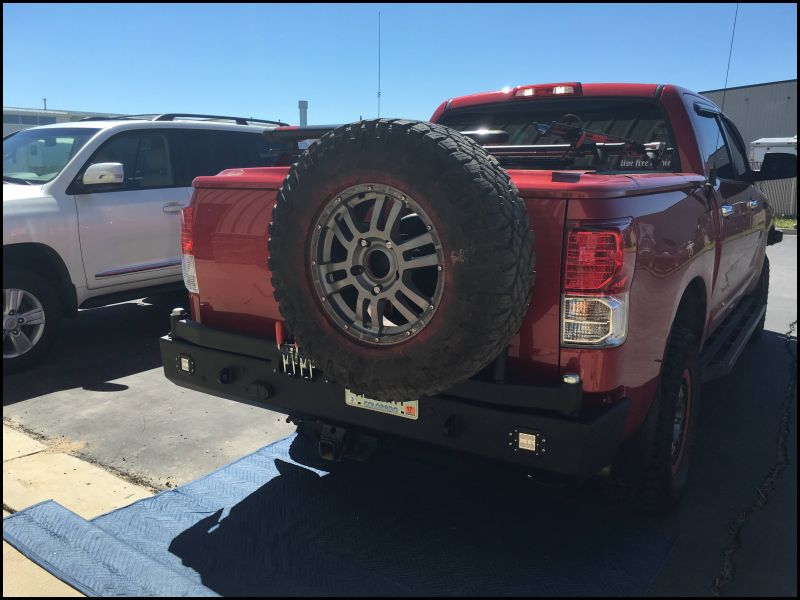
[269,119,534,401]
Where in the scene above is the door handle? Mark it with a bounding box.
[162,202,183,214]
[720,204,734,217]
[748,199,759,209]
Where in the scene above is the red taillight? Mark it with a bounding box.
[181,205,194,255]
[564,230,623,293]
[561,220,635,347]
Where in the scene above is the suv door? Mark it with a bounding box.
[690,104,752,328]
[72,130,190,290]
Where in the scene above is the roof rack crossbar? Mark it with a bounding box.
[153,113,289,126]
[78,114,157,122]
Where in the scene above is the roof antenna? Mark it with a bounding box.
[377,10,381,118]
[710,2,739,179]
[719,3,739,116]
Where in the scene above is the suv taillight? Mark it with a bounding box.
[181,205,199,294]
[561,219,635,347]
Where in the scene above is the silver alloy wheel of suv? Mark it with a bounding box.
[3,287,46,358]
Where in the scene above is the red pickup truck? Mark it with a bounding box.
[160,82,793,510]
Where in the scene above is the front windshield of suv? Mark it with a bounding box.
[438,98,679,173]
[3,127,100,184]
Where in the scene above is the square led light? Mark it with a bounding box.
[177,354,195,374]
[518,432,538,452]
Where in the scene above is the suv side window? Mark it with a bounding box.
[719,118,750,182]
[175,130,291,186]
[84,131,177,191]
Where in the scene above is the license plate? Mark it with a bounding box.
[345,389,419,420]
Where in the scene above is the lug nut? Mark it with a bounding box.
[13,330,19,335]
[386,241,392,248]
[360,239,369,247]
[18,318,24,323]
[372,285,381,294]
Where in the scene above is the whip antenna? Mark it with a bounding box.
[377,11,382,118]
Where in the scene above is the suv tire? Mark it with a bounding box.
[269,119,535,401]
[3,269,62,373]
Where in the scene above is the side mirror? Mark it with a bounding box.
[82,162,124,186]
[754,152,797,181]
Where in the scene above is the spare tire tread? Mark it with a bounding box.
[270,119,534,401]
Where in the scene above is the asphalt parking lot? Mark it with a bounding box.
[3,235,797,596]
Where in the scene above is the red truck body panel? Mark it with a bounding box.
[184,83,771,438]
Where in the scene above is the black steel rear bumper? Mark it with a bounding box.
[160,314,629,481]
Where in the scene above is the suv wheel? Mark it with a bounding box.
[3,269,62,373]
[609,328,700,512]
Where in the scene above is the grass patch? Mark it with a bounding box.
[775,217,797,229]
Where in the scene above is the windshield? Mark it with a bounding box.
[438,98,678,172]
[3,127,100,184]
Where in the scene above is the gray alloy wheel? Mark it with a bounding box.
[3,287,46,359]
[309,183,445,345]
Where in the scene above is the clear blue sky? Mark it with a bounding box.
[3,3,797,124]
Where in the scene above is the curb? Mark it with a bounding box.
[777,228,797,236]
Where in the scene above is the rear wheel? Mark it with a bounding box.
[3,269,62,373]
[609,328,700,512]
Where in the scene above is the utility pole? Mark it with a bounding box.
[43,98,47,110]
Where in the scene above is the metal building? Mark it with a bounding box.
[3,107,119,137]
[701,80,797,217]
[700,79,797,145]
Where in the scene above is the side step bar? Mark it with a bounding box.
[700,295,766,383]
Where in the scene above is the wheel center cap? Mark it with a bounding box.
[4,316,17,330]
[366,248,393,280]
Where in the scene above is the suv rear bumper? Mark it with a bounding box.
[160,315,629,481]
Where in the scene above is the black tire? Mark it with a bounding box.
[748,256,769,345]
[270,119,535,401]
[609,328,700,512]
[3,269,62,373]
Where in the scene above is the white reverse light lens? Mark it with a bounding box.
[182,254,199,294]
[561,294,628,346]
[553,85,575,95]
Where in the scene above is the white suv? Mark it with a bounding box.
[3,114,292,371]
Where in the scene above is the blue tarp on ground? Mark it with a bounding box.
[3,433,673,596]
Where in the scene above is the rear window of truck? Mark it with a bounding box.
[438,98,679,173]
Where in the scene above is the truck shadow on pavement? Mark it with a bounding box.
[2,293,187,407]
[167,433,672,597]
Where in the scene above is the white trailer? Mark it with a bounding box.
[750,136,797,218]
